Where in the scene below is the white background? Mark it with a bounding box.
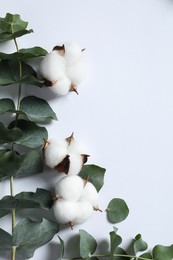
[0,0,173,259]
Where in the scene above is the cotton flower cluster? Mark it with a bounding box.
[53,175,101,227]
[43,133,89,175]
[43,134,101,227]
[39,42,86,95]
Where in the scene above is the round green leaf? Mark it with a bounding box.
[0,150,24,181]
[9,119,48,148]
[0,47,47,60]
[0,98,15,114]
[15,150,44,178]
[0,121,23,144]
[79,164,106,192]
[20,96,57,123]
[106,198,129,224]
[110,229,122,258]
[0,229,12,249]
[13,218,59,259]
[133,234,148,254]
[79,229,97,258]
[153,245,173,260]
[0,13,28,33]
[0,60,43,87]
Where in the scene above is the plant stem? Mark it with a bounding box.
[63,253,151,260]
[9,33,22,260]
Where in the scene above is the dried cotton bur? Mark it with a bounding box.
[43,133,101,227]
[39,42,86,95]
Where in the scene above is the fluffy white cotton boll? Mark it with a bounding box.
[64,42,83,64]
[53,199,77,224]
[67,153,84,175]
[44,139,68,168]
[40,51,66,82]
[80,182,98,209]
[66,60,86,85]
[73,201,94,224]
[67,139,88,155]
[51,76,71,96]
[55,175,84,201]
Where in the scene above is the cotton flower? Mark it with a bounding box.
[39,42,86,95]
[80,182,100,211]
[73,200,94,224]
[53,199,78,224]
[40,50,65,83]
[54,175,84,201]
[43,139,68,169]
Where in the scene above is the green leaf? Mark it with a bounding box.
[13,218,59,259]
[15,150,44,178]
[0,150,24,181]
[139,252,153,259]
[153,245,173,260]
[0,29,33,43]
[15,188,53,209]
[0,228,12,249]
[110,228,122,259]
[0,13,28,33]
[9,119,48,148]
[79,164,106,192]
[58,236,65,259]
[106,198,129,224]
[114,247,131,260]
[0,209,10,218]
[0,98,15,114]
[0,189,52,215]
[133,234,148,255]
[0,121,23,144]
[0,60,43,87]
[79,229,97,258]
[0,47,47,60]
[20,96,57,123]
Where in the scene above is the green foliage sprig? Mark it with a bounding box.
[0,13,172,260]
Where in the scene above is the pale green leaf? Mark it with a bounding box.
[0,229,12,249]
[133,234,148,254]
[79,229,97,258]
[0,121,23,144]
[0,98,15,114]
[106,198,129,224]
[13,218,59,259]
[153,245,173,260]
[79,164,106,192]
[9,119,48,148]
[0,13,28,33]
[20,96,57,123]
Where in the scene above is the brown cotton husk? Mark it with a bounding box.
[54,155,70,174]
[53,44,65,56]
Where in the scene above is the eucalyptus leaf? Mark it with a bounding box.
[9,119,48,148]
[110,229,122,259]
[20,96,57,123]
[13,218,59,259]
[58,236,65,259]
[0,29,33,43]
[15,188,53,209]
[79,164,106,192]
[0,121,23,144]
[0,60,43,87]
[106,198,129,224]
[0,228,12,249]
[133,234,148,254]
[0,13,28,33]
[79,229,97,259]
[153,245,173,260]
[0,209,10,218]
[0,98,15,114]
[0,150,24,181]
[15,150,44,178]
[114,247,131,260]
[139,252,153,259]
[0,47,47,60]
